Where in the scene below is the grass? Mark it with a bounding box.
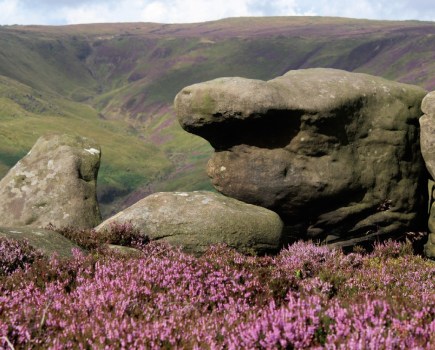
[0,77,172,217]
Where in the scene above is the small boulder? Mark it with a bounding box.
[0,134,102,228]
[96,191,283,255]
[0,226,84,259]
[107,244,143,257]
[175,68,427,246]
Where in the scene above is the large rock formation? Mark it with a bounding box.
[175,68,428,246]
[419,91,435,258]
[96,191,283,255]
[0,134,102,229]
[0,227,84,259]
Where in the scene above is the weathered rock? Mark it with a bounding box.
[422,91,435,117]
[107,244,143,257]
[426,180,435,234]
[0,134,102,228]
[175,68,428,246]
[420,91,435,258]
[0,226,84,259]
[96,191,283,255]
[424,233,435,259]
[420,92,435,179]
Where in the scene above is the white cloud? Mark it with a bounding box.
[57,0,266,24]
[315,0,383,19]
[0,0,433,25]
[0,0,309,25]
[0,0,18,24]
[139,0,259,23]
[60,3,119,24]
[267,0,301,16]
[298,0,435,21]
[59,0,313,25]
[0,0,55,24]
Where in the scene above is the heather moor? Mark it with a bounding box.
[0,16,435,350]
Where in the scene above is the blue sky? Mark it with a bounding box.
[0,0,433,25]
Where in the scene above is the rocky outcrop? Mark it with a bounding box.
[420,91,435,258]
[0,227,84,259]
[175,68,428,246]
[0,134,102,229]
[96,191,283,255]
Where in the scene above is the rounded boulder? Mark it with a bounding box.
[96,191,283,255]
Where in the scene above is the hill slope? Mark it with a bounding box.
[0,17,434,217]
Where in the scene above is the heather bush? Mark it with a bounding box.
[52,221,147,251]
[0,237,44,276]
[0,240,433,349]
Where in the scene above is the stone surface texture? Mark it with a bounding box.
[420,91,435,258]
[420,92,435,179]
[96,191,283,255]
[0,134,102,229]
[0,226,84,259]
[175,68,428,246]
[424,233,435,259]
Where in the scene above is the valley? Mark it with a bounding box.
[0,17,434,216]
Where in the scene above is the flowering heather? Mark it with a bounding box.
[0,237,44,276]
[0,239,434,349]
[51,221,148,250]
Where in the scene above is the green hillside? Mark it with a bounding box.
[0,75,174,214]
[0,17,434,217]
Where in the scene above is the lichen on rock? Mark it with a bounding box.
[0,133,102,229]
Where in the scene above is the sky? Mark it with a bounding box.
[0,0,433,25]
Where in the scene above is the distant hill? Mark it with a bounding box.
[0,17,434,217]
